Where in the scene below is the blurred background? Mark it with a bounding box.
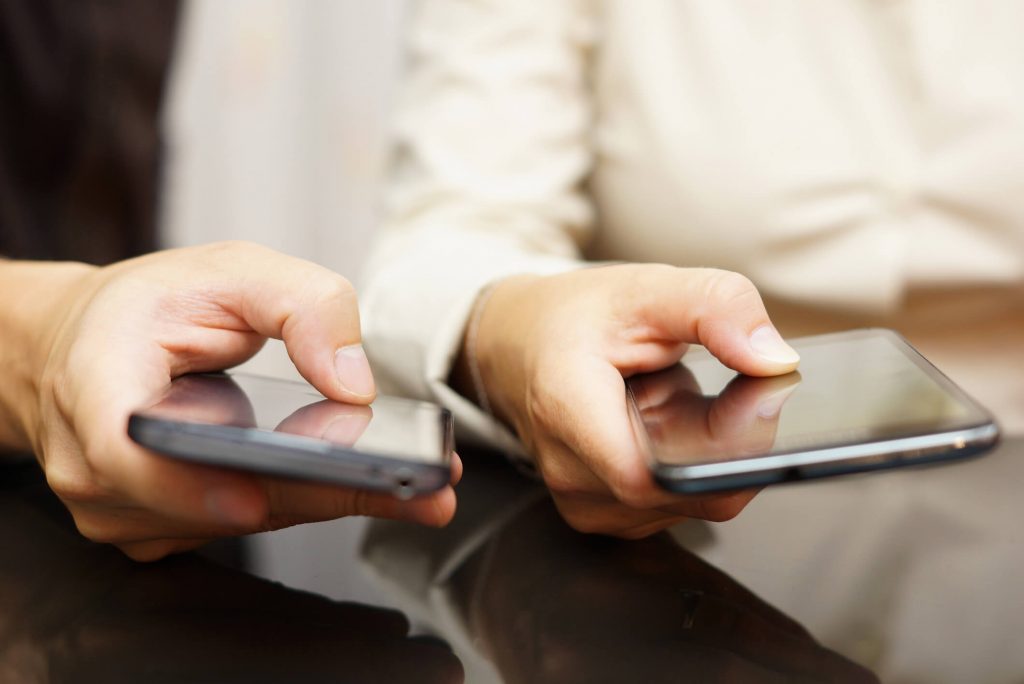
[161,0,410,604]
[6,4,1024,680]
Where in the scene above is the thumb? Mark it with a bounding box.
[625,266,800,377]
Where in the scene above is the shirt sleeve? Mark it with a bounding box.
[360,0,598,452]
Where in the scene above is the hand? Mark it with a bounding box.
[462,264,798,538]
[10,242,459,560]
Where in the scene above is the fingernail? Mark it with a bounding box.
[335,344,375,397]
[749,326,800,366]
[756,384,799,418]
[205,488,257,527]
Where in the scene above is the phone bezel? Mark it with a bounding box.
[630,329,1000,494]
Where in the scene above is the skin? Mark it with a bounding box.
[0,241,460,561]
[452,264,800,539]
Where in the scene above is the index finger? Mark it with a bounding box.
[620,266,800,377]
[193,242,376,404]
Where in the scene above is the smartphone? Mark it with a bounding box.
[628,329,999,494]
[128,373,453,498]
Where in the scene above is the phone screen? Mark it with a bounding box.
[631,329,993,468]
[137,373,450,464]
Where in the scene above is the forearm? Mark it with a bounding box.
[0,260,96,453]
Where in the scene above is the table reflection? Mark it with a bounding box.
[361,455,877,683]
[0,462,461,684]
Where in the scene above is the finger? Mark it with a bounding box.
[202,242,376,404]
[535,435,732,527]
[450,451,463,486]
[67,343,271,532]
[552,357,692,510]
[261,478,457,529]
[550,491,687,538]
[68,474,449,544]
[655,488,760,521]
[67,498,267,546]
[118,537,212,562]
[620,266,800,377]
[616,515,691,539]
[532,436,610,500]
[548,478,756,536]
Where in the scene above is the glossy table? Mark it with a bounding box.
[2,437,1021,683]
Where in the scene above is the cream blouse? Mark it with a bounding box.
[361,0,1024,439]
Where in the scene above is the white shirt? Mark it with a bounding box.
[362,0,1024,438]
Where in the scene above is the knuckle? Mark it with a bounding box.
[68,509,125,545]
[261,511,296,533]
[538,466,579,499]
[45,462,107,505]
[121,546,165,563]
[699,498,746,522]
[606,474,650,510]
[702,270,761,309]
[524,386,552,429]
[346,487,372,518]
[614,526,655,541]
[311,272,357,307]
[619,263,673,301]
[39,370,78,444]
[563,514,606,536]
[119,539,190,563]
[80,432,117,474]
[525,381,569,435]
[549,498,605,535]
[203,239,262,256]
[637,262,676,282]
[533,447,589,499]
[612,489,648,511]
[261,484,299,531]
[197,240,269,273]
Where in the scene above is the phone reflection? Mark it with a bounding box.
[361,456,876,684]
[0,463,461,684]
[630,365,802,464]
[142,373,373,447]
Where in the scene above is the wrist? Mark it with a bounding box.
[458,274,543,428]
[0,260,98,453]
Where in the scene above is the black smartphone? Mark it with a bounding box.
[128,373,453,498]
[628,329,999,494]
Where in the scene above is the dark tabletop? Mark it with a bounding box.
[2,437,1022,683]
